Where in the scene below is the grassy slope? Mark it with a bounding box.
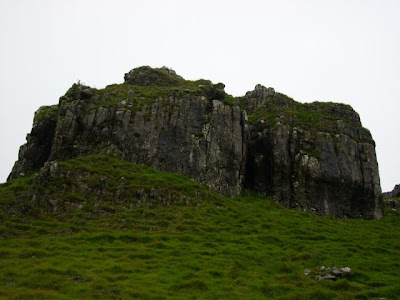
[0,156,399,299]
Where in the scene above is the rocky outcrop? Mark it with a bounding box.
[382,184,400,209]
[243,88,382,219]
[7,105,58,180]
[304,267,351,281]
[8,67,383,219]
[28,160,199,214]
[124,66,184,86]
[9,72,247,197]
[382,184,400,200]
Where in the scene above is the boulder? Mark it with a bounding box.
[305,266,351,281]
[124,66,183,86]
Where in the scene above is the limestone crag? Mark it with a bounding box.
[8,106,58,180]
[243,90,382,219]
[382,184,400,200]
[8,66,383,219]
[124,66,184,86]
[10,68,247,197]
[50,96,247,196]
[382,184,400,209]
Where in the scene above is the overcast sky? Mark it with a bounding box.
[1,0,399,191]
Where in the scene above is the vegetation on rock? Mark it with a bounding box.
[243,92,356,133]
[8,66,382,220]
[33,105,59,123]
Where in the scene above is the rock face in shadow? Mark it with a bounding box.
[8,106,58,181]
[8,66,383,219]
[242,88,382,219]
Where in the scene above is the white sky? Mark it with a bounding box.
[0,0,399,192]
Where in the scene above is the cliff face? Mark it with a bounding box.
[382,184,400,200]
[242,86,382,219]
[8,106,58,180]
[9,67,247,197]
[382,184,400,210]
[8,66,383,219]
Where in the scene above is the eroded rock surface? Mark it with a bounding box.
[242,87,382,219]
[382,184,400,200]
[10,72,247,197]
[8,67,383,218]
[382,184,400,209]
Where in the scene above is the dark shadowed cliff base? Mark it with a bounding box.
[8,66,383,219]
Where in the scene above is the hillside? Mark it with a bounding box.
[0,155,399,299]
[1,66,394,298]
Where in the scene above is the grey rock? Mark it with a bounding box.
[243,93,382,219]
[382,184,400,209]
[12,89,247,197]
[340,267,351,275]
[316,274,336,281]
[7,66,383,219]
[243,84,275,114]
[200,83,226,101]
[8,108,58,181]
[61,82,92,101]
[124,66,183,86]
[305,266,351,281]
[81,88,93,99]
[382,184,400,200]
[387,199,400,209]
[332,269,342,276]
[246,84,275,100]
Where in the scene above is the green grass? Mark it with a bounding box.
[244,93,357,135]
[307,149,321,160]
[78,78,233,113]
[33,105,59,123]
[57,67,236,116]
[1,155,399,299]
[222,94,236,106]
